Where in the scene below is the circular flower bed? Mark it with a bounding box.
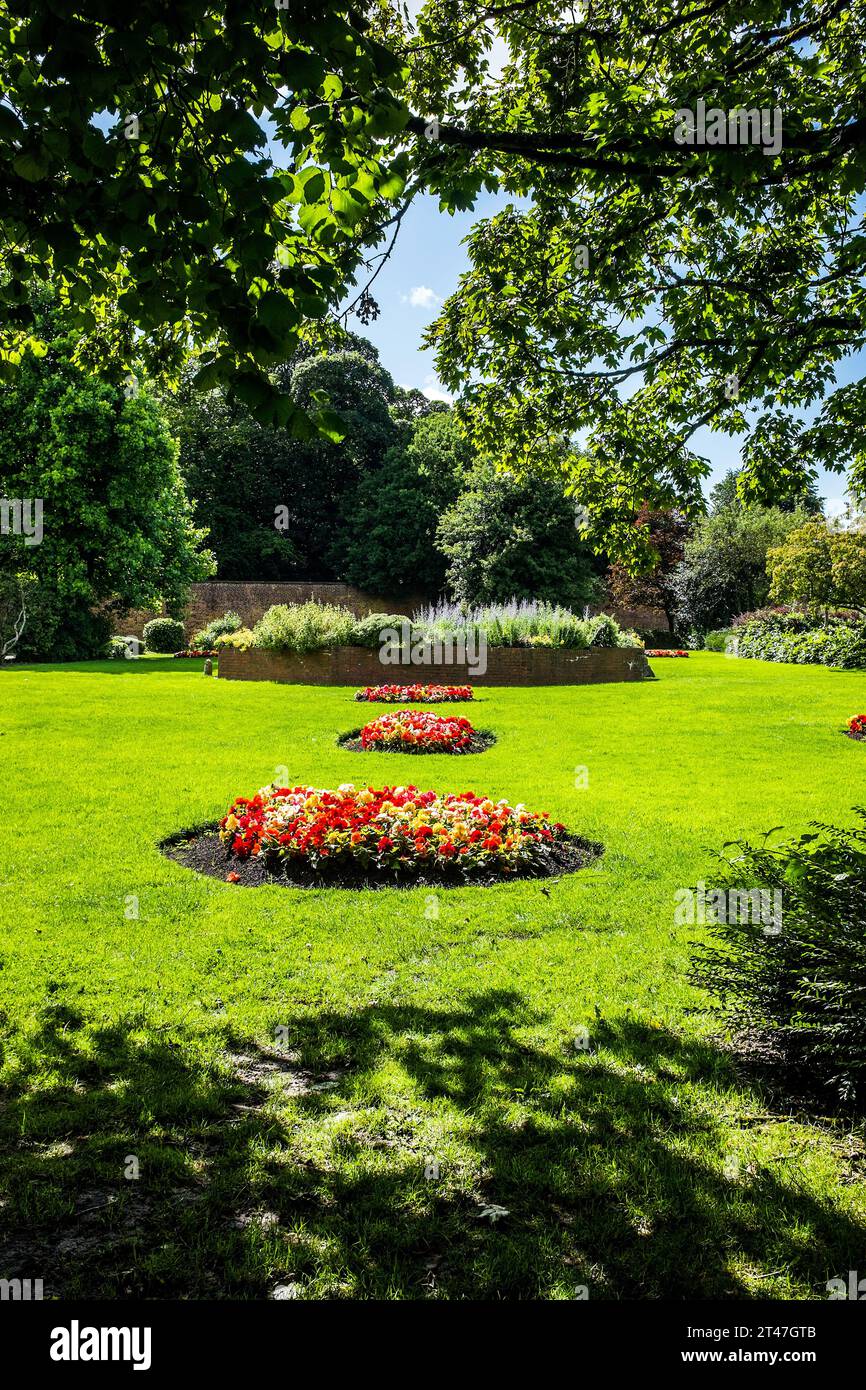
[646,649,689,658]
[161,783,601,888]
[354,683,473,703]
[340,709,493,755]
[173,647,218,659]
[845,714,866,741]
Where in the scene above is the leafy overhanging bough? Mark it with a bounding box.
[404,0,866,564]
[3,2,866,560]
[0,0,410,429]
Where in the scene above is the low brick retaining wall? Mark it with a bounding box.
[217,645,652,686]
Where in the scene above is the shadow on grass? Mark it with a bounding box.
[0,991,862,1300]
[0,658,216,676]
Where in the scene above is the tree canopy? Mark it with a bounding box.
[0,299,213,658]
[2,2,865,562]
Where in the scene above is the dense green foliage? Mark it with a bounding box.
[339,412,470,595]
[0,304,213,660]
[0,1,407,428]
[415,3,866,559]
[252,600,358,654]
[606,508,689,631]
[691,814,866,1104]
[143,617,186,653]
[673,505,806,634]
[4,5,864,558]
[232,599,640,654]
[436,462,601,606]
[768,519,866,615]
[732,609,866,670]
[191,611,242,649]
[709,468,823,516]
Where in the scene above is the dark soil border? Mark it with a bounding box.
[338,728,496,755]
[160,822,602,890]
[353,697,475,705]
[844,729,865,742]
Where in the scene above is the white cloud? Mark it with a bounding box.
[403,285,441,309]
[422,373,452,404]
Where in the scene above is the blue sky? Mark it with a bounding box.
[346,187,862,513]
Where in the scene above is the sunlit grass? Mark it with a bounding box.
[1,652,864,1299]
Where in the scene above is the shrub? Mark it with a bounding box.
[143,617,185,653]
[252,602,357,653]
[690,813,866,1104]
[105,635,138,659]
[733,614,866,669]
[411,599,641,650]
[704,628,733,651]
[191,610,242,648]
[229,599,642,654]
[215,628,255,651]
[351,613,411,649]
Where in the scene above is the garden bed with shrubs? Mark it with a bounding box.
[726,607,866,669]
[216,600,650,686]
[339,710,494,754]
[162,783,600,889]
[217,599,643,655]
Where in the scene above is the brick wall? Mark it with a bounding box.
[112,582,426,639]
[588,601,669,632]
[112,583,669,641]
[218,644,652,686]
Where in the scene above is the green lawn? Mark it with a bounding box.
[2,652,864,1300]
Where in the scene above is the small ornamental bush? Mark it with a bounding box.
[358,710,475,752]
[191,611,241,648]
[690,813,866,1104]
[253,602,357,653]
[216,627,254,651]
[219,783,570,878]
[848,715,866,740]
[703,629,734,652]
[143,617,185,653]
[104,635,138,659]
[355,684,474,703]
[350,613,412,649]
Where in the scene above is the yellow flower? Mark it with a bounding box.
[224,814,238,831]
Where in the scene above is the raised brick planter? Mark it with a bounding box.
[217,645,653,686]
